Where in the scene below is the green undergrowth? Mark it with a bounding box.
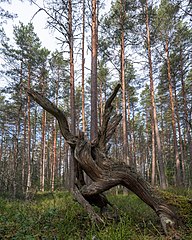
[0,189,191,239]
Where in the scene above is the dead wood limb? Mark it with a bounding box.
[75,139,177,235]
[105,83,121,109]
[27,85,178,236]
[73,186,105,224]
[98,83,121,150]
[105,114,122,146]
[27,88,77,146]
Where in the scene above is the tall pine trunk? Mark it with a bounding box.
[82,0,86,133]
[145,0,166,189]
[120,0,128,164]
[40,73,47,192]
[173,82,185,185]
[68,0,76,191]
[127,91,133,167]
[165,38,181,186]
[180,47,192,186]
[151,113,156,186]
[22,106,27,193]
[91,0,98,141]
[26,63,32,198]
[51,75,59,192]
[41,109,46,192]
[68,0,75,136]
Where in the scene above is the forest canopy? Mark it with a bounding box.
[0,1,192,237]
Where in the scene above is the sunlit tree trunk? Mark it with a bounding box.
[19,62,26,194]
[64,143,70,189]
[151,112,156,186]
[31,107,37,187]
[40,70,48,192]
[40,109,46,192]
[145,111,150,181]
[26,63,32,198]
[82,0,86,133]
[145,0,167,189]
[13,120,20,198]
[51,118,57,191]
[22,106,27,193]
[131,103,137,169]
[127,92,133,167]
[51,75,59,192]
[47,125,51,188]
[180,47,192,186]
[68,0,75,136]
[165,38,181,186]
[120,0,128,164]
[68,0,76,191]
[58,133,62,188]
[91,0,98,140]
[173,77,185,185]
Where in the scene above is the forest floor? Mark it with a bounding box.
[0,189,192,240]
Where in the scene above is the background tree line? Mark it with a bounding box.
[0,0,191,198]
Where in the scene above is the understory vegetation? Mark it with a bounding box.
[0,190,191,240]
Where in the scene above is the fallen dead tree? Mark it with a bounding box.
[27,84,179,236]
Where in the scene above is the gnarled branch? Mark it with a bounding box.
[27,85,179,236]
[27,88,77,146]
[98,83,121,151]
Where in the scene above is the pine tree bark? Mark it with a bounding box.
[68,0,75,136]
[120,0,128,164]
[51,77,59,192]
[68,0,77,191]
[145,0,167,189]
[58,134,62,187]
[13,118,20,198]
[127,91,133,167]
[82,0,86,133]
[26,63,32,198]
[180,47,192,186]
[91,0,98,141]
[165,38,181,186]
[40,70,47,192]
[174,79,185,185]
[151,112,156,186]
[41,109,46,192]
[22,106,27,193]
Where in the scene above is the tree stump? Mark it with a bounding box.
[27,84,179,236]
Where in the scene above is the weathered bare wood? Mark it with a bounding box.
[98,84,121,150]
[27,85,178,236]
[105,114,122,145]
[27,88,77,146]
[73,186,104,223]
[75,138,177,235]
